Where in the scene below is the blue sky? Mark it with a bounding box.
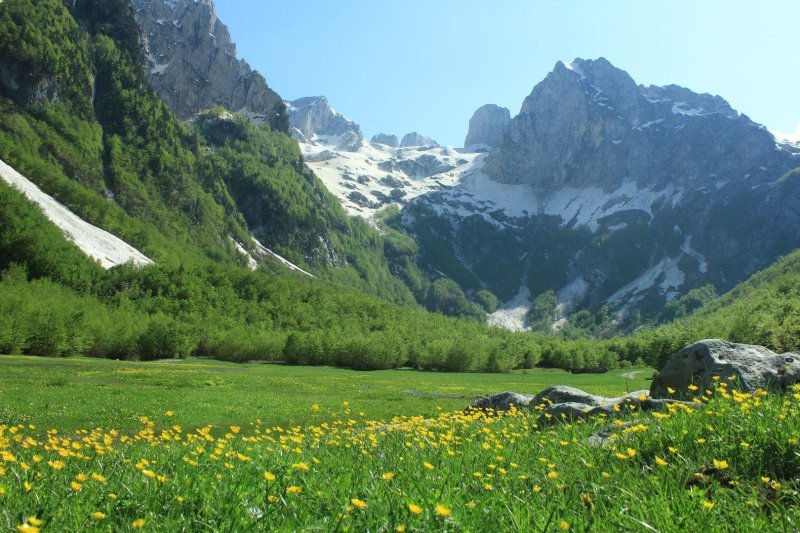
[214,0,800,147]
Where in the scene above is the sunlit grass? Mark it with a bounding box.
[0,359,798,530]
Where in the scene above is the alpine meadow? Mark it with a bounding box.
[1,0,799,531]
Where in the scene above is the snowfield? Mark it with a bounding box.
[0,158,153,269]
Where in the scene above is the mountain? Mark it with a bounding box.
[464,104,511,148]
[371,133,399,147]
[401,132,439,148]
[133,0,287,131]
[294,58,800,332]
[285,96,364,150]
[485,58,794,190]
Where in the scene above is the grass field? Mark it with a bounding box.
[0,356,652,431]
[2,356,798,531]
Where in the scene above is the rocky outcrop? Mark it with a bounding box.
[484,57,796,190]
[371,133,399,147]
[133,0,287,131]
[400,132,439,148]
[464,104,511,147]
[469,392,535,412]
[469,385,692,426]
[650,339,800,398]
[397,155,455,179]
[286,96,364,149]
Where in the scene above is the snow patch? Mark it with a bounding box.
[251,237,314,277]
[487,285,532,332]
[607,257,685,306]
[0,158,152,269]
[681,236,708,274]
[557,277,589,306]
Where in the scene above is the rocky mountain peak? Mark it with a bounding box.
[134,0,287,131]
[464,104,511,147]
[371,133,399,148]
[485,57,793,190]
[285,96,364,150]
[400,132,439,148]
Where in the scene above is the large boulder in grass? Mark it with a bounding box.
[650,339,800,399]
[536,390,694,426]
[469,392,535,412]
[532,385,608,407]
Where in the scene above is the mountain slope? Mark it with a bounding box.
[133,0,287,131]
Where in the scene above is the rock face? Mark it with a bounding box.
[485,58,794,190]
[371,133,399,147]
[286,96,364,150]
[464,104,511,147]
[133,0,286,131]
[400,132,439,148]
[399,57,800,326]
[651,339,800,398]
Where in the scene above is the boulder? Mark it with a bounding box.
[651,339,800,398]
[469,392,534,412]
[531,385,607,407]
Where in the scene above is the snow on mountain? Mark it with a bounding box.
[0,159,153,269]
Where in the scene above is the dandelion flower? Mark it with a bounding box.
[132,519,146,529]
[702,501,715,510]
[435,504,452,517]
[16,525,39,533]
[351,498,368,509]
[408,503,423,515]
[91,512,105,520]
[286,485,303,494]
[27,518,42,527]
[70,481,82,491]
[559,520,570,530]
[713,459,729,470]
[423,462,434,470]
[264,471,276,481]
[291,462,309,471]
[548,471,559,479]
[381,472,395,480]
[655,456,668,467]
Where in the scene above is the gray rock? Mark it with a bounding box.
[485,57,794,191]
[377,160,398,172]
[347,191,379,209]
[389,189,407,201]
[336,130,363,152]
[650,339,800,398]
[464,104,511,147]
[356,175,371,185]
[469,392,534,412]
[134,0,286,130]
[371,133,399,147]
[286,96,364,144]
[531,385,607,407]
[397,155,456,179]
[379,175,405,188]
[400,132,439,148]
[370,190,390,204]
[305,150,337,163]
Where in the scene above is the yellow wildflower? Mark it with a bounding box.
[132,518,146,529]
[381,472,395,480]
[408,503,423,515]
[351,498,368,509]
[559,520,570,530]
[91,512,105,520]
[286,485,302,494]
[435,504,452,517]
[713,459,729,470]
[264,471,276,481]
[291,462,309,471]
[70,481,82,491]
[655,456,668,467]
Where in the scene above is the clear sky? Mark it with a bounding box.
[214,0,799,147]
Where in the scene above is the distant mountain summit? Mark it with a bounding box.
[485,57,792,190]
[133,0,287,131]
[464,104,511,148]
[285,96,364,150]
